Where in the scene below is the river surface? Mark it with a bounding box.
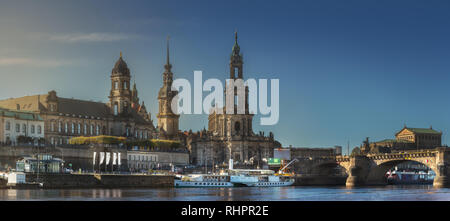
[1,185,450,201]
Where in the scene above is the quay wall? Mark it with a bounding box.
[25,173,173,188]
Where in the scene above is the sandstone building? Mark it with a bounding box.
[0,108,45,145]
[0,53,156,145]
[184,33,280,168]
[363,125,443,153]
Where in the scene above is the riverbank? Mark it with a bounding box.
[1,173,174,189]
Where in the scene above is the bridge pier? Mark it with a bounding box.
[344,156,371,187]
[433,148,450,188]
[433,163,450,188]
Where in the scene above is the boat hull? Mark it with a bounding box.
[233,181,295,187]
[174,180,234,187]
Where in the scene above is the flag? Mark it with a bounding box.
[106,152,110,165]
[113,152,117,165]
[100,152,104,165]
[93,152,96,165]
[118,153,121,166]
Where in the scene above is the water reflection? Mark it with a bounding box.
[0,185,449,201]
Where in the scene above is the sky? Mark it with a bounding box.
[1,0,450,154]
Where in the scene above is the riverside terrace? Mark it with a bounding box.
[0,136,189,173]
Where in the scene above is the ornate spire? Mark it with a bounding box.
[232,30,240,56]
[164,36,172,71]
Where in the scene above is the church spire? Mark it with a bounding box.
[232,30,240,56]
[164,36,172,72]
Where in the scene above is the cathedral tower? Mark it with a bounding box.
[157,37,179,137]
[109,52,132,116]
[208,32,254,138]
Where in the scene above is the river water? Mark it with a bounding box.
[1,185,450,201]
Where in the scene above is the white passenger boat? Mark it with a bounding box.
[228,169,295,187]
[174,174,233,187]
[174,159,296,187]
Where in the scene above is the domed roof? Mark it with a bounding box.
[111,52,130,76]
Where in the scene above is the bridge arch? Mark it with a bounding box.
[310,162,348,177]
[365,159,436,185]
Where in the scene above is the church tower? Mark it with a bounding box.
[208,32,254,138]
[131,79,140,109]
[109,52,132,116]
[157,37,179,137]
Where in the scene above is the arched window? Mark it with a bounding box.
[123,81,127,89]
[84,124,88,135]
[31,125,35,134]
[114,81,119,90]
[37,125,42,134]
[96,125,100,135]
[78,123,81,134]
[235,121,240,133]
[91,124,94,135]
[71,123,75,134]
[65,123,68,133]
[114,103,119,115]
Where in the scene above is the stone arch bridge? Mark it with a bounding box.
[312,147,450,187]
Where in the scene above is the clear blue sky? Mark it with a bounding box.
[1,0,450,154]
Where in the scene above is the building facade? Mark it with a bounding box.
[369,126,443,152]
[185,33,280,168]
[0,53,156,145]
[0,108,45,145]
[127,150,189,172]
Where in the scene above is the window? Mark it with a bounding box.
[58,122,62,133]
[90,124,94,135]
[123,81,127,89]
[114,81,119,89]
[31,125,35,134]
[22,124,26,134]
[65,123,68,133]
[96,125,100,135]
[16,104,20,110]
[78,123,81,134]
[114,103,118,115]
[5,121,10,131]
[37,125,42,134]
[84,124,88,135]
[71,123,75,134]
